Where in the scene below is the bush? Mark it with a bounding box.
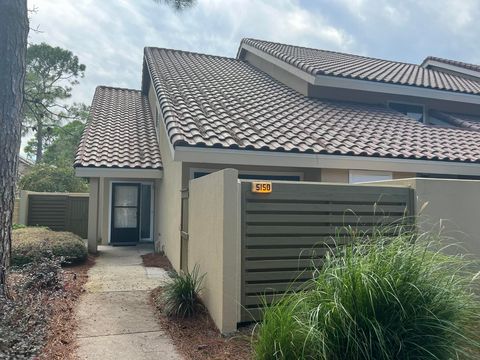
[0,256,65,358]
[21,256,63,291]
[19,163,88,192]
[13,223,26,230]
[12,227,87,266]
[161,265,205,318]
[254,230,480,360]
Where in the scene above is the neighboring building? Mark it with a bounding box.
[75,39,480,269]
[18,156,33,179]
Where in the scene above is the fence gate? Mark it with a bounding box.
[240,182,414,322]
[28,194,89,238]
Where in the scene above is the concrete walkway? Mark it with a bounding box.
[75,245,182,360]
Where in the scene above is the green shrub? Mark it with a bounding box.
[254,230,480,360]
[161,265,205,318]
[12,223,26,230]
[21,255,63,291]
[12,227,87,266]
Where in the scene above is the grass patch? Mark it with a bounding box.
[254,230,480,360]
[12,227,87,266]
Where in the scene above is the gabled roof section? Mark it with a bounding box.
[422,56,480,73]
[144,46,480,163]
[239,38,480,95]
[75,86,162,169]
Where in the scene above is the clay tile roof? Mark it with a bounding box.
[75,86,162,169]
[422,56,480,73]
[144,46,480,164]
[240,38,480,95]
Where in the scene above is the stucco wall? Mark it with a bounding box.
[148,82,183,270]
[369,178,480,256]
[187,169,241,334]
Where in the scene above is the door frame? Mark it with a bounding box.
[108,180,155,244]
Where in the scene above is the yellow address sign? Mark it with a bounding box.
[251,181,272,194]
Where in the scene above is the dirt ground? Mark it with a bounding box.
[141,252,173,270]
[151,287,253,360]
[39,256,95,360]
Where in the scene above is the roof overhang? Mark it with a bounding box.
[75,167,163,179]
[174,146,480,176]
[239,43,480,106]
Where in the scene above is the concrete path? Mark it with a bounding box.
[75,245,182,360]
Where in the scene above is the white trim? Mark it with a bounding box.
[349,170,393,184]
[239,44,480,105]
[174,146,480,176]
[422,59,480,80]
[108,180,155,244]
[188,167,304,180]
[75,167,162,179]
[240,43,317,83]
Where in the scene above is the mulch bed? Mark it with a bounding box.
[38,255,95,360]
[151,287,253,360]
[143,252,253,359]
[141,252,173,270]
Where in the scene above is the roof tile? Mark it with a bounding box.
[241,38,480,95]
[145,47,480,164]
[75,86,162,169]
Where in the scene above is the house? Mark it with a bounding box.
[75,39,480,270]
[18,156,33,179]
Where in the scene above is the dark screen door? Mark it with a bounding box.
[111,184,140,245]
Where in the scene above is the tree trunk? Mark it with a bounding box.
[0,0,29,296]
[36,120,43,163]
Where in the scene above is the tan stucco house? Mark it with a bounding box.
[75,38,480,270]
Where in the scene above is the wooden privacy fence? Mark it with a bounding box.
[27,193,89,238]
[240,181,415,322]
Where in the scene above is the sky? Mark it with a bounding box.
[24,0,480,153]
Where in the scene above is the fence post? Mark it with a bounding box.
[87,178,100,254]
[18,190,29,225]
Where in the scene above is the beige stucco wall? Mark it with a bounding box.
[12,198,20,224]
[370,178,480,256]
[187,169,241,334]
[321,168,349,183]
[148,82,183,271]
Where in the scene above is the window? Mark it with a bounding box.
[349,170,392,184]
[388,102,425,122]
[191,168,302,181]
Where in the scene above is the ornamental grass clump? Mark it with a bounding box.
[161,265,205,318]
[254,228,480,360]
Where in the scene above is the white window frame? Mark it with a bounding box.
[348,170,393,184]
[387,100,427,123]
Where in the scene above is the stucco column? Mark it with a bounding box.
[87,177,100,254]
[18,190,29,225]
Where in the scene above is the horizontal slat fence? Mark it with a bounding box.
[27,194,89,238]
[240,182,414,322]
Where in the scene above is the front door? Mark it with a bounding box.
[111,183,140,245]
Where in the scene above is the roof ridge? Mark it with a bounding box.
[96,85,142,93]
[241,38,418,67]
[144,46,237,62]
[422,56,480,71]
